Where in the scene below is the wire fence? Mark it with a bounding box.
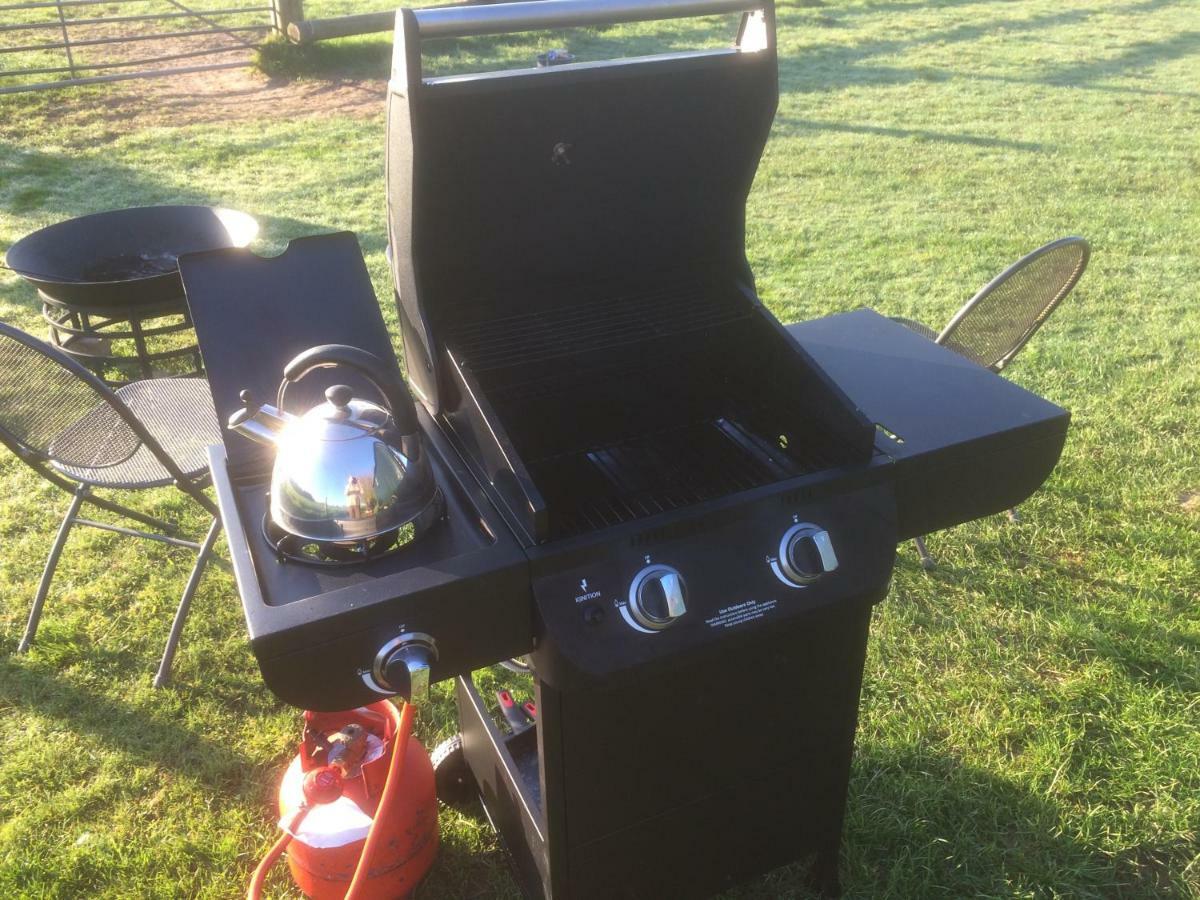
[0,0,282,93]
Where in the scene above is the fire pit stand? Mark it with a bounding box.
[41,290,202,384]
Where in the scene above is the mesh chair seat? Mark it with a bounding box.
[0,321,222,687]
[52,378,220,488]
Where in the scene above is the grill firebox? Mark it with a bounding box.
[443,276,864,538]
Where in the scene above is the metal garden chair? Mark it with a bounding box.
[894,236,1090,569]
[0,321,222,686]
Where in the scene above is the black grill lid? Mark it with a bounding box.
[386,0,779,411]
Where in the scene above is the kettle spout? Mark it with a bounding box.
[228,391,294,447]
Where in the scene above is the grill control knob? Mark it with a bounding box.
[629,565,687,630]
[374,632,438,704]
[779,524,838,585]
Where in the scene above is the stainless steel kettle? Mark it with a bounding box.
[229,344,442,546]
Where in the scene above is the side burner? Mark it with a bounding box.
[181,233,532,711]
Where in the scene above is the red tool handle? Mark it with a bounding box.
[497,689,530,731]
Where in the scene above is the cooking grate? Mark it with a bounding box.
[529,415,839,539]
[448,279,749,374]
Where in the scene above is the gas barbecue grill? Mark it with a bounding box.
[179,1,1070,896]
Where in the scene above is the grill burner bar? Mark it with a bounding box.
[569,416,801,533]
[528,414,840,538]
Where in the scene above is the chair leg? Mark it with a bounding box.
[1007,506,1021,524]
[914,535,935,571]
[18,486,89,653]
[82,493,182,536]
[153,517,222,688]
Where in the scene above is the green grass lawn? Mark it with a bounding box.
[2,0,1199,896]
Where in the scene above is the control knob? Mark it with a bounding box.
[373,632,438,703]
[628,564,687,630]
[778,524,838,585]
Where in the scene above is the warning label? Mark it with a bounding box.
[704,599,777,630]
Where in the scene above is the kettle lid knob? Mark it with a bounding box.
[325,384,354,409]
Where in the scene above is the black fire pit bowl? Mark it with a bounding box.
[5,205,259,311]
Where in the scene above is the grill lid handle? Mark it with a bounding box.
[409,0,768,41]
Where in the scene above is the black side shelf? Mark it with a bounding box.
[787,309,1071,539]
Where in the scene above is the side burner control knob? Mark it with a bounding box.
[779,524,839,585]
[374,632,438,704]
[629,565,687,630]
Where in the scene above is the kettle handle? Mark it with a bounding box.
[281,344,420,436]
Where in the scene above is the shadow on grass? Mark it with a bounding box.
[417,802,524,899]
[706,743,1145,897]
[832,0,1048,16]
[256,34,393,81]
[0,655,257,778]
[0,143,208,236]
[1042,29,1200,88]
[835,745,1148,897]
[419,734,1154,897]
[776,2,1200,101]
[776,4,1095,90]
[775,115,1048,152]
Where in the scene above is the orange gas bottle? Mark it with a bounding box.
[251,700,438,900]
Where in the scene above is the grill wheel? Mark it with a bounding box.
[431,734,476,808]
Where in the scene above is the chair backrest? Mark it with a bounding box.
[0,322,143,468]
[938,236,1090,371]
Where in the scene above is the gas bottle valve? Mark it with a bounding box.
[373,633,438,704]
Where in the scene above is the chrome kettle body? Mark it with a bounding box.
[229,345,442,546]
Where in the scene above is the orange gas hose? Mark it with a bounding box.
[344,700,414,900]
[246,807,309,900]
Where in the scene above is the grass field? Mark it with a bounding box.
[2,0,1199,897]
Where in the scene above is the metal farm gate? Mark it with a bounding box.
[0,0,287,94]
